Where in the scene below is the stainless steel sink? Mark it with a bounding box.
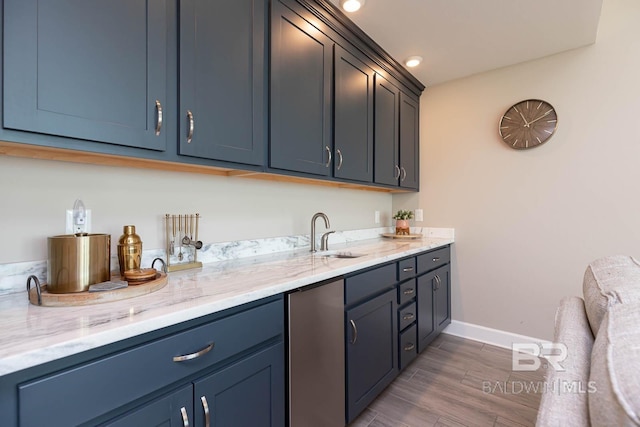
[314,251,366,259]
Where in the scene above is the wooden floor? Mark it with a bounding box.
[350,334,545,427]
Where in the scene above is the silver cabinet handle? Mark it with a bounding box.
[434,275,441,291]
[173,343,214,362]
[403,343,416,352]
[350,319,358,344]
[394,165,401,179]
[433,257,440,262]
[402,266,414,272]
[403,288,415,295]
[180,407,190,427]
[155,100,163,136]
[400,166,407,181]
[403,313,415,321]
[336,149,343,170]
[325,146,332,167]
[187,110,194,143]
[201,396,210,427]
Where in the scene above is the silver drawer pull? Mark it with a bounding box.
[400,166,407,182]
[403,288,415,295]
[187,110,195,143]
[404,343,415,352]
[180,407,190,427]
[173,343,214,362]
[201,396,210,427]
[325,146,332,167]
[394,165,401,180]
[155,100,163,135]
[403,313,415,321]
[434,275,441,290]
[350,319,358,344]
[336,148,343,170]
[402,267,414,272]
[432,257,440,262]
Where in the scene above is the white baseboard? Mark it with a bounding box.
[442,320,552,350]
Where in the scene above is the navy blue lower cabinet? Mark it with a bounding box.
[193,343,284,427]
[7,297,284,427]
[103,385,193,427]
[346,288,398,423]
[417,264,451,353]
[104,343,284,427]
[433,265,451,334]
[417,269,437,352]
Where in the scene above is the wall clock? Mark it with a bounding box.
[499,99,558,149]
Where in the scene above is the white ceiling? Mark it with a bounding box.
[329,0,604,87]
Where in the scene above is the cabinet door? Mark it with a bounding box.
[399,92,420,189]
[104,385,193,427]
[194,343,284,427]
[334,45,374,183]
[434,265,451,333]
[373,74,400,186]
[346,289,397,423]
[179,0,265,165]
[3,0,168,151]
[270,1,334,176]
[417,271,436,353]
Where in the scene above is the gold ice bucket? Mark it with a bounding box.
[47,233,111,293]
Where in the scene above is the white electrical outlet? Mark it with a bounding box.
[66,209,92,234]
[374,210,380,224]
[415,209,424,222]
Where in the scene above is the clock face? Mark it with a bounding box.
[499,99,558,149]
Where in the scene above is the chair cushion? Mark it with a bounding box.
[535,297,593,427]
[582,255,640,336]
[589,302,640,426]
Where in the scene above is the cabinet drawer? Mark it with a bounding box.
[398,257,417,281]
[398,279,416,305]
[417,246,450,274]
[18,299,283,427]
[399,324,418,370]
[345,262,396,306]
[398,302,417,331]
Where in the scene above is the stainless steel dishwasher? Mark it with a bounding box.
[288,279,345,427]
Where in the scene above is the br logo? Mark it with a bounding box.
[512,343,568,372]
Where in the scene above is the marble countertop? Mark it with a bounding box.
[0,236,453,376]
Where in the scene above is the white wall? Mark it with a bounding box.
[0,155,392,263]
[395,0,640,340]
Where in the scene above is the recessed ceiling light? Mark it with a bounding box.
[405,56,423,68]
[340,0,365,13]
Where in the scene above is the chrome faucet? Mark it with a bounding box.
[310,212,330,252]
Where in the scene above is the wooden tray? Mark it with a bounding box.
[381,233,424,240]
[28,272,168,307]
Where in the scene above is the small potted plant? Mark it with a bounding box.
[393,210,413,235]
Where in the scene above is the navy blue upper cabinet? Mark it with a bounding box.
[374,74,400,186]
[270,0,334,176]
[179,0,266,166]
[400,92,420,190]
[334,45,375,183]
[3,0,168,151]
[374,73,421,189]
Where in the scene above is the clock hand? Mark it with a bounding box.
[514,108,530,127]
[527,109,553,125]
